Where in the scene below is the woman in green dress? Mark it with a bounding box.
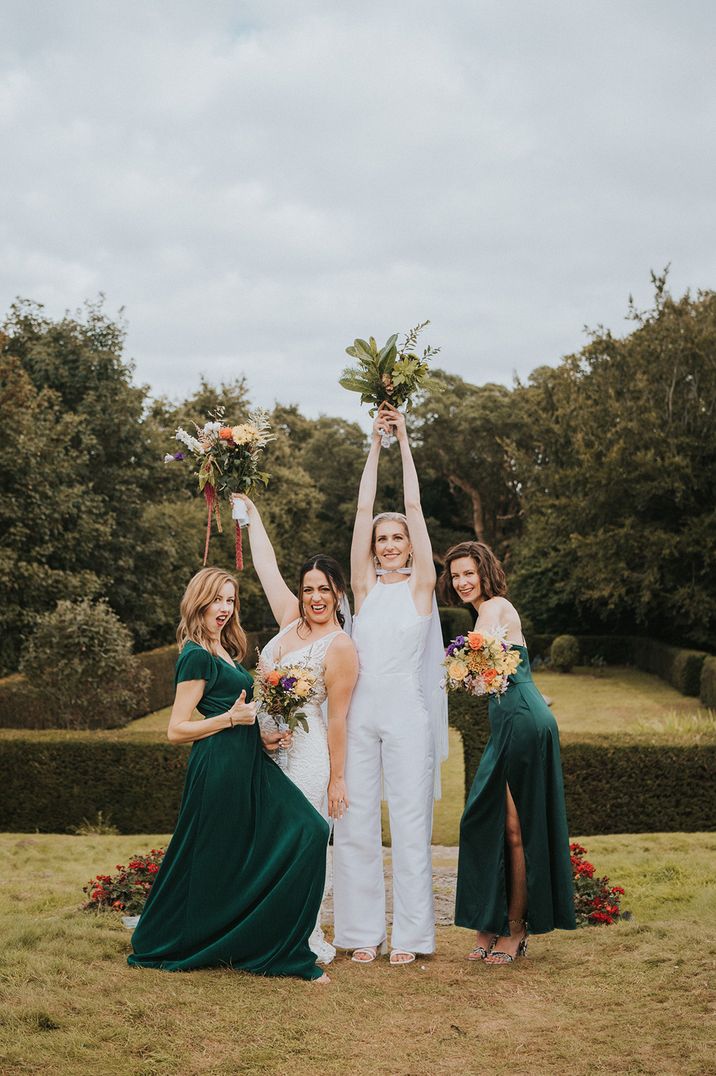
[440,541,575,964]
[128,566,330,982]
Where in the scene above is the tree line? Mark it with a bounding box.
[1,272,713,675]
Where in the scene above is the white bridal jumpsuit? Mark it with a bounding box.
[332,578,447,954]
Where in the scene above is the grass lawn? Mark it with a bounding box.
[1,832,714,1075]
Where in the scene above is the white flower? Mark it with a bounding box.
[175,427,203,453]
[163,453,177,463]
[202,421,221,435]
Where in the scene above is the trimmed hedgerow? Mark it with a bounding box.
[632,638,708,697]
[447,693,715,833]
[1,726,713,835]
[437,606,474,646]
[700,656,716,709]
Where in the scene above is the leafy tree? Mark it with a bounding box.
[511,274,716,647]
[410,373,525,564]
[0,353,107,672]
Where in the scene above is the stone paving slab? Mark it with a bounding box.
[322,846,459,927]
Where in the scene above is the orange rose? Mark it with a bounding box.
[483,668,497,681]
[219,427,234,440]
[267,670,281,685]
[467,631,484,650]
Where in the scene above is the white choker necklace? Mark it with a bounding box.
[376,567,413,576]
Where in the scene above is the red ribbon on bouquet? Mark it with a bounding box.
[202,484,223,566]
[203,484,244,569]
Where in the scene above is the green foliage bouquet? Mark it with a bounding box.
[166,407,274,568]
[340,321,440,445]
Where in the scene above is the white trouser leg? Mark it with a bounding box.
[383,714,435,954]
[332,719,385,949]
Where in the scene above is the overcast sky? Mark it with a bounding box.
[1,0,714,424]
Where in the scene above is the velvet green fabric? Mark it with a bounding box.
[455,644,576,936]
[128,642,328,980]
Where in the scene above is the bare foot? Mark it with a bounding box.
[311,972,331,984]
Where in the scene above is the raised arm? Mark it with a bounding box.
[234,494,299,628]
[324,634,359,819]
[383,404,436,602]
[350,414,386,603]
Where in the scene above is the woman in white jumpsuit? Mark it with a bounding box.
[332,403,448,965]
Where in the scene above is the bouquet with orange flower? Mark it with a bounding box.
[253,658,318,735]
[442,627,521,697]
[165,407,274,568]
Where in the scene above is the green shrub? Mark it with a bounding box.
[0,630,274,730]
[438,606,474,646]
[551,634,580,673]
[633,638,707,696]
[19,599,149,730]
[448,694,716,834]
[17,598,147,731]
[700,657,716,709]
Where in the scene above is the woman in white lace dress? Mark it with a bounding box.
[235,495,359,965]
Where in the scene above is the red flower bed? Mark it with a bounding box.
[570,842,627,926]
[83,848,165,915]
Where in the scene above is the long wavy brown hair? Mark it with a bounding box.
[438,540,507,606]
[176,567,247,661]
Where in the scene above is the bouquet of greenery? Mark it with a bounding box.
[165,407,274,568]
[339,321,440,445]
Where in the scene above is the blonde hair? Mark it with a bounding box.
[371,511,410,553]
[176,567,247,661]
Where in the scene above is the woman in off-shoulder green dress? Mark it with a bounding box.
[440,542,575,965]
[128,567,329,982]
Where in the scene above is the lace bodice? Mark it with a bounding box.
[258,620,342,725]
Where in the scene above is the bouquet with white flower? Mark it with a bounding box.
[165,407,274,568]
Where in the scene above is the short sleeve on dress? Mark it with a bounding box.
[175,644,214,684]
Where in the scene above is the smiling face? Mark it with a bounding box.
[373,520,412,571]
[202,580,237,640]
[301,568,339,627]
[450,556,482,606]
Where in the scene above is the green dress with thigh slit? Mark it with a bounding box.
[454,644,576,936]
[128,641,328,980]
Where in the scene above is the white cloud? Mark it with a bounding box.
[1,0,714,427]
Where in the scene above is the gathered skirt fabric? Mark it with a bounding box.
[128,645,328,980]
[454,645,576,936]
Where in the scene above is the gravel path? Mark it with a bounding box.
[322,846,459,927]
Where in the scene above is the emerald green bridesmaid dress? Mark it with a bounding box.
[128,642,328,980]
[455,644,576,936]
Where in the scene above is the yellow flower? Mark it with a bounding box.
[448,660,469,681]
[294,679,311,697]
[231,423,259,445]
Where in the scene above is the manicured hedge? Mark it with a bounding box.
[0,631,273,730]
[700,656,716,709]
[529,635,637,664]
[1,724,713,835]
[447,693,716,834]
[632,638,708,697]
[437,606,473,645]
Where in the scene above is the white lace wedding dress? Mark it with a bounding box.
[257,619,342,965]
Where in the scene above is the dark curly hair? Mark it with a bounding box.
[438,540,507,606]
[297,554,348,628]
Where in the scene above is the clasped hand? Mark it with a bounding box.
[226,690,257,727]
[261,729,294,751]
[373,401,406,443]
